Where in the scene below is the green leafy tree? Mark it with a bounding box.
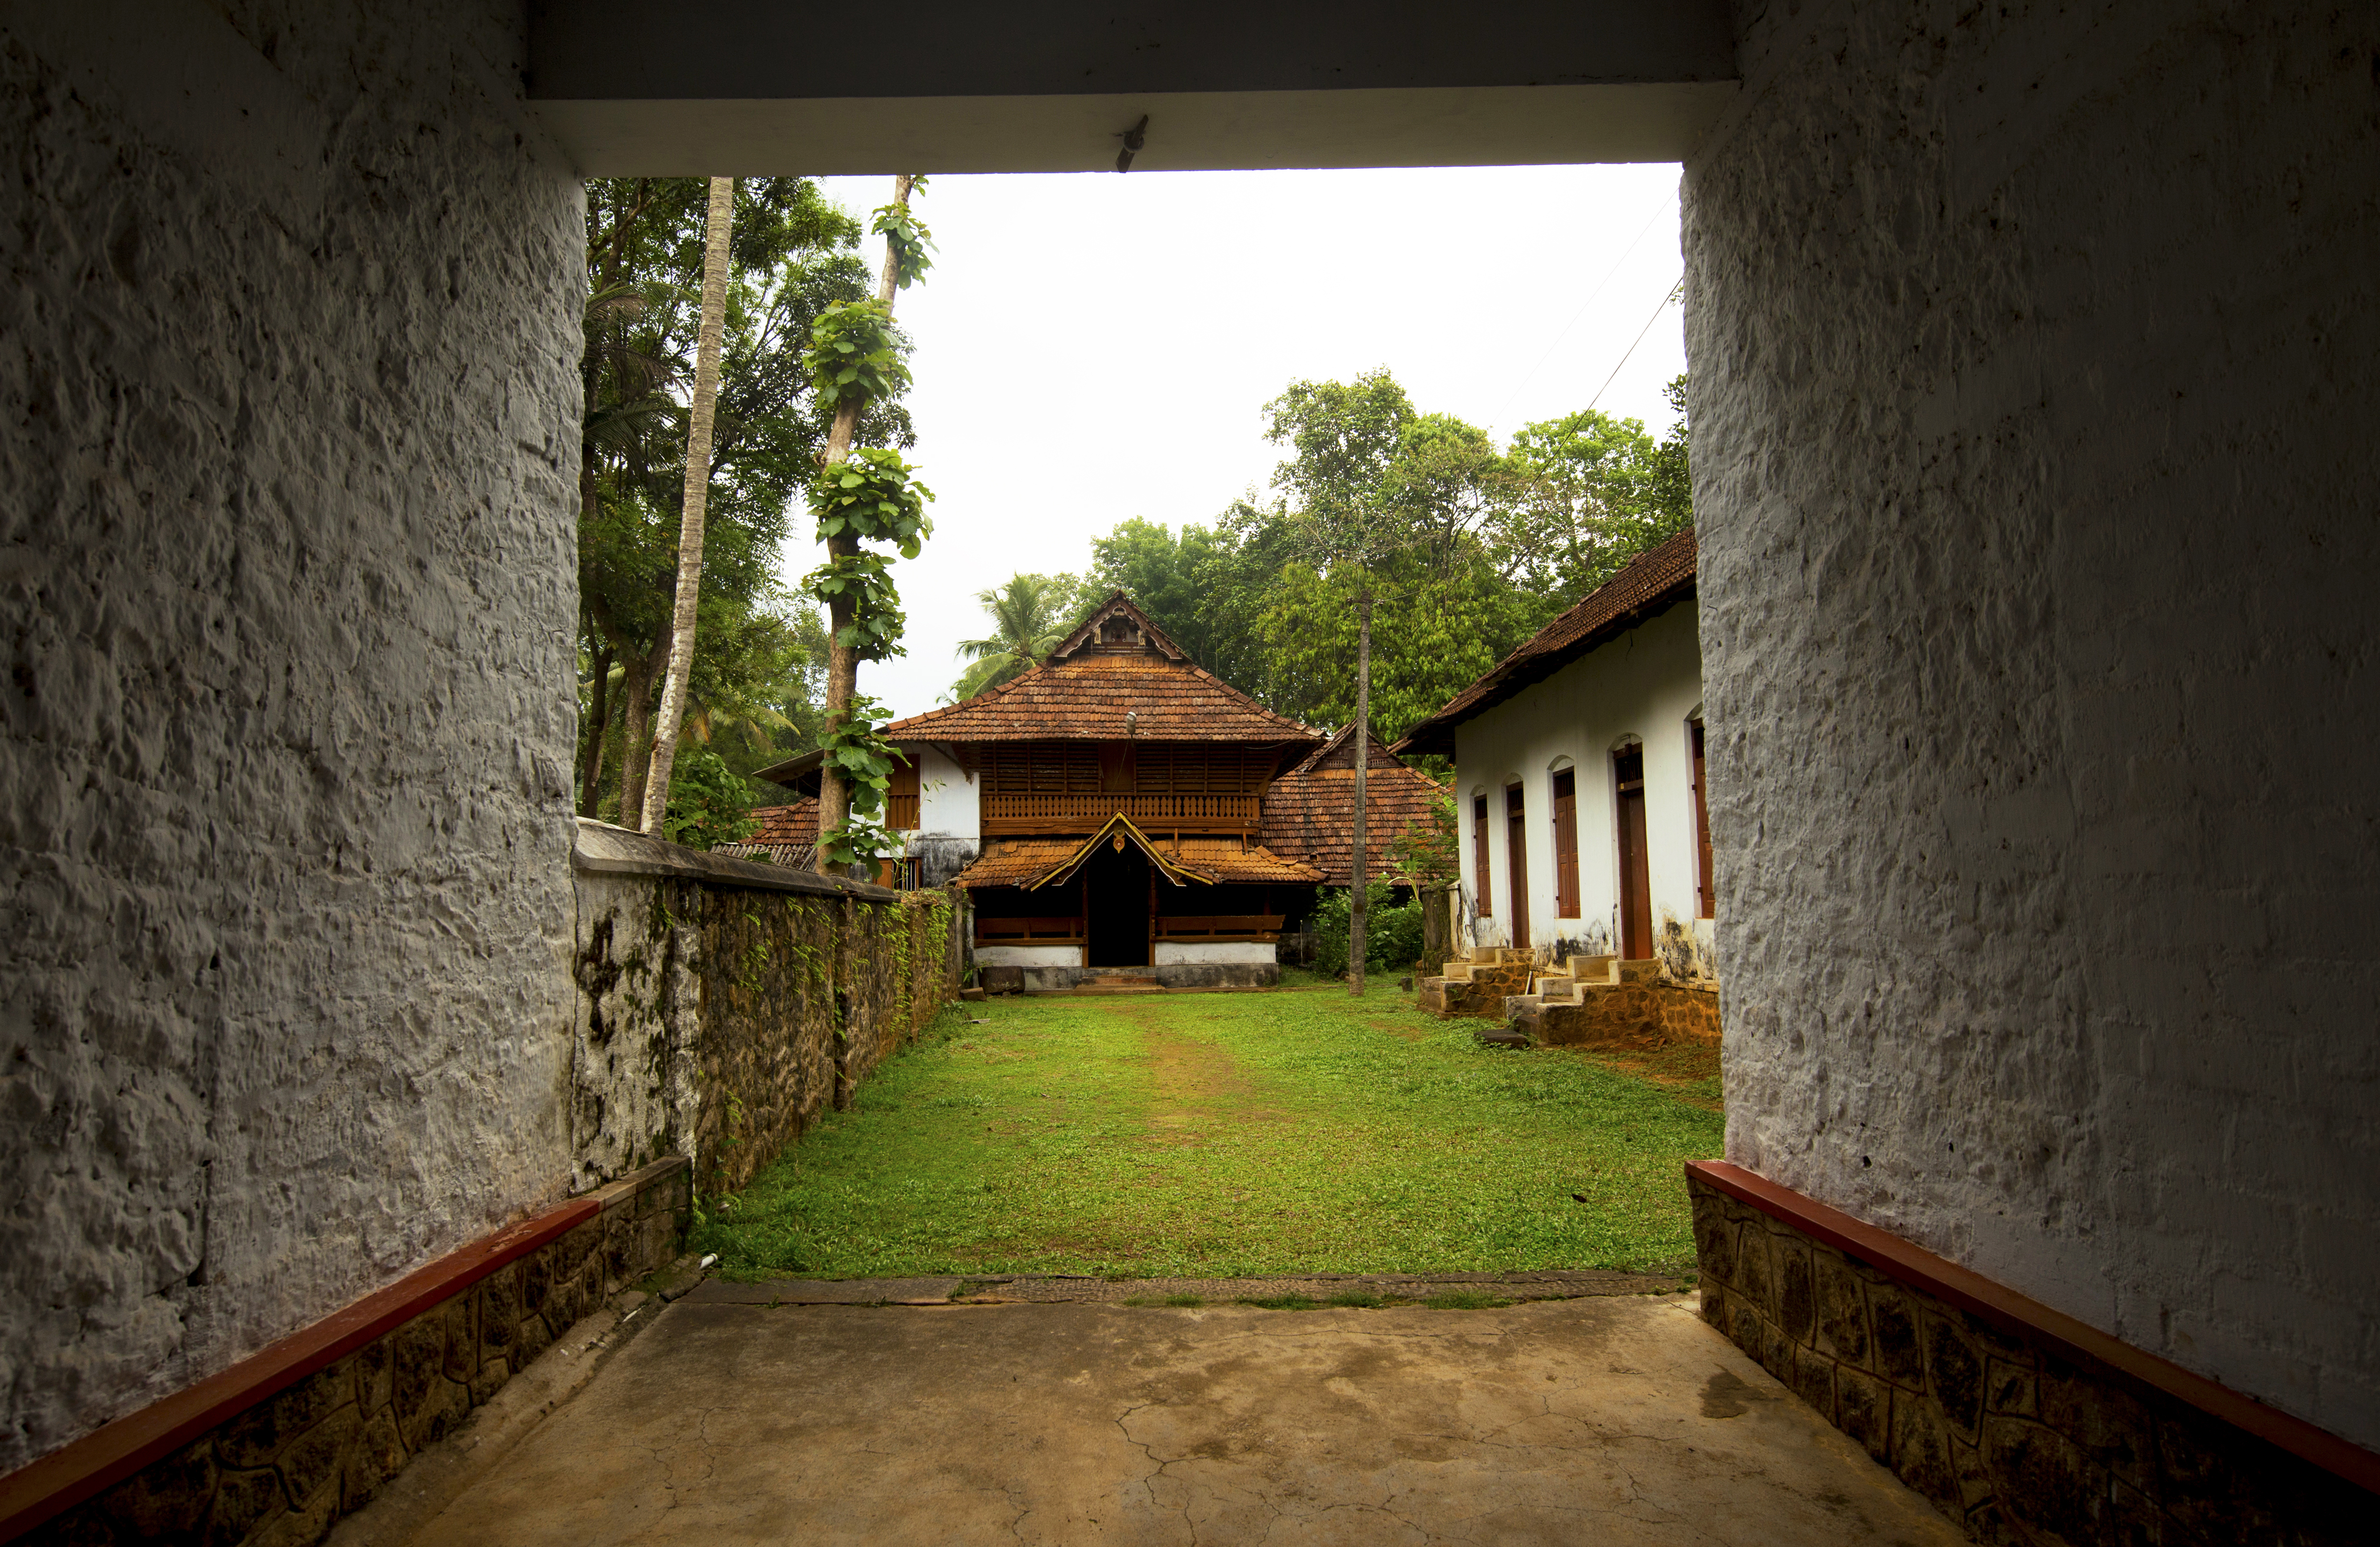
[660,744,763,850]
[1262,369,1544,993]
[1508,372,1692,597]
[1086,519,1244,678]
[807,174,935,872]
[576,175,913,823]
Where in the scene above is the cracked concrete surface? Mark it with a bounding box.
[376,1293,1962,1544]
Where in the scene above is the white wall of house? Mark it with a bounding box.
[1453,602,1711,974]
[1154,942,1276,965]
[904,743,977,839]
[973,945,1083,968]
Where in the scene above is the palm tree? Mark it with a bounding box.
[950,575,1077,699]
[639,176,735,833]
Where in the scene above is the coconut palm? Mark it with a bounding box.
[640,176,736,832]
[950,574,1080,700]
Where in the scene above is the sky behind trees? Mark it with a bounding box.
[806,165,1688,720]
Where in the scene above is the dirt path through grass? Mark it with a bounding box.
[695,985,1723,1282]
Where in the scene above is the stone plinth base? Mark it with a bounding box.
[1686,1163,2369,1545]
[1020,963,1279,992]
[15,1160,693,1546]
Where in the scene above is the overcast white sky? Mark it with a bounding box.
[799,165,1687,721]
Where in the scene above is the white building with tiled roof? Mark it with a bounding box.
[1396,529,1714,980]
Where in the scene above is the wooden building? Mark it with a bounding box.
[805,594,1328,989]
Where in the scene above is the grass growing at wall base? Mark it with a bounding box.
[692,984,1721,1280]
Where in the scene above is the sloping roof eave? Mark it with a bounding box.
[1392,531,1699,757]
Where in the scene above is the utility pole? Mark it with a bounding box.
[1349,584,1372,996]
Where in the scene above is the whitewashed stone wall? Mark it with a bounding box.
[0,1,584,1469]
[1688,0,2380,1447]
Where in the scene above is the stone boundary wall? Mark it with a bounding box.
[1687,1168,2369,1544]
[571,821,960,1198]
[15,1160,690,1547]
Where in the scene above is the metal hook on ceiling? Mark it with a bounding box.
[1114,115,1149,172]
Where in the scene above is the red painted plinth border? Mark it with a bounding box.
[1686,1159,2380,1497]
[0,1196,600,1542]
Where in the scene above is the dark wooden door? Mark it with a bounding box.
[1504,783,1530,949]
[1690,720,1714,919]
[1083,842,1151,967]
[1615,745,1651,959]
[1551,769,1580,919]
[1472,795,1493,917]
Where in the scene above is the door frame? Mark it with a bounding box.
[1503,780,1531,951]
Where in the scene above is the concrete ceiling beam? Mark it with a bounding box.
[526,0,1738,172]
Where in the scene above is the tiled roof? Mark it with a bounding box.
[712,841,814,869]
[1259,725,1448,886]
[713,800,817,868]
[1394,528,1698,757]
[885,646,1321,746]
[954,831,1323,890]
[749,801,817,843]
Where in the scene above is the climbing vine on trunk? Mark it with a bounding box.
[805,176,935,872]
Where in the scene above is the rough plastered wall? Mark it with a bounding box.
[1686,0,2380,1447]
[0,0,584,1469]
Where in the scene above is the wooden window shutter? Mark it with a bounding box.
[887,754,920,830]
[1552,769,1580,919]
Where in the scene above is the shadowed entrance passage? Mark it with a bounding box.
[353,1294,1965,1547]
[1083,838,1152,967]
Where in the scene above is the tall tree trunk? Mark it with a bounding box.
[617,633,671,822]
[1349,587,1372,996]
[814,172,915,872]
[639,176,737,835]
[580,637,613,818]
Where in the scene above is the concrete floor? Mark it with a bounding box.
[371,1293,1963,1545]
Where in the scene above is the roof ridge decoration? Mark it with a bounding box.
[1289,721,1406,777]
[1048,591,1186,662]
[1021,811,1214,890]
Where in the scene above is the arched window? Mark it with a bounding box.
[1551,766,1580,919]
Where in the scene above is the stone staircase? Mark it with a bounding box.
[1502,956,1707,1049]
[1415,947,1538,1018]
[1075,973,1164,996]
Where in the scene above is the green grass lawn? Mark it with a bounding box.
[692,980,1723,1281]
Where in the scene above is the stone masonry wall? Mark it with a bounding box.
[1685,0,2380,1445]
[27,1160,691,1547]
[0,0,587,1473]
[1688,1174,2364,1545]
[572,851,959,1199]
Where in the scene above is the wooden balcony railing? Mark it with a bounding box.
[980,791,1260,835]
[975,916,1086,946]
